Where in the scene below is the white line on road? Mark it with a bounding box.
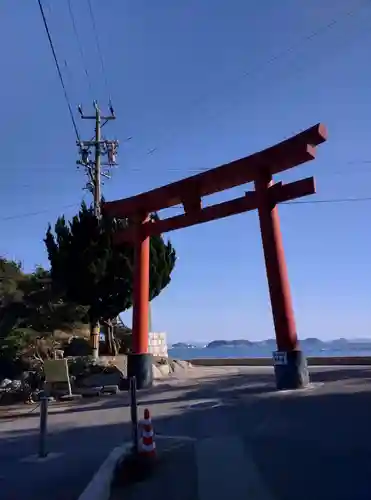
[156,434,196,441]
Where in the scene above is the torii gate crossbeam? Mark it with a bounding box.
[103,123,328,390]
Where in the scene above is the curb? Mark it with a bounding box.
[77,443,132,500]
[187,356,371,367]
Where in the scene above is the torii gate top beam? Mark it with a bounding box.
[104,123,327,219]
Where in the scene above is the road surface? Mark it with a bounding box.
[1,365,371,500]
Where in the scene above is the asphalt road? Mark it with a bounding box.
[1,365,371,500]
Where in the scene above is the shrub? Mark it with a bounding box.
[63,337,92,357]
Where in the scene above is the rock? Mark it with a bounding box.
[154,363,171,378]
[77,365,126,390]
[10,380,22,390]
[101,385,119,395]
[76,387,103,397]
[0,379,22,391]
[152,358,192,379]
[170,360,192,373]
[152,365,165,379]
[0,378,26,404]
[60,393,83,401]
[0,379,12,388]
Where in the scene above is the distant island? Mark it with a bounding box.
[169,338,371,350]
[206,339,253,348]
[171,342,197,349]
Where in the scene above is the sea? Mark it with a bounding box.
[168,344,371,360]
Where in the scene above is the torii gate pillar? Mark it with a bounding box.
[256,174,309,389]
[126,214,153,389]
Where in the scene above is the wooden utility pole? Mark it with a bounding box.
[76,100,119,358]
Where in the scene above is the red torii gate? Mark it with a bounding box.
[103,123,328,390]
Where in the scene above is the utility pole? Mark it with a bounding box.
[77,100,119,218]
[76,101,119,358]
[93,103,101,218]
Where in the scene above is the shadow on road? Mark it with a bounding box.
[10,366,371,419]
[2,366,371,500]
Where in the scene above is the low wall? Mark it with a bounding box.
[148,332,168,358]
[188,356,371,367]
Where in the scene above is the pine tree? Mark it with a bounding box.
[44,202,176,356]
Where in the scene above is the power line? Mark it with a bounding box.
[165,196,371,212]
[87,0,111,101]
[7,159,371,177]
[37,0,80,141]
[139,0,370,161]
[286,196,371,205]
[67,0,93,97]
[0,203,80,222]
[231,1,367,98]
[0,195,370,224]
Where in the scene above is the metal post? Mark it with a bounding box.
[39,396,49,458]
[130,377,139,454]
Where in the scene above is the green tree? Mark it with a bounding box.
[0,261,49,376]
[44,202,176,357]
[0,258,93,378]
[0,259,88,355]
[19,266,88,334]
[0,258,25,308]
[0,258,31,342]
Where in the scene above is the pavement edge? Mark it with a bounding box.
[77,442,132,500]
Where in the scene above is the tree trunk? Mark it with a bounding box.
[90,319,100,359]
[108,320,118,356]
[102,319,118,356]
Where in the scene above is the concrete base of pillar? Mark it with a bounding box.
[127,353,153,389]
[273,350,309,390]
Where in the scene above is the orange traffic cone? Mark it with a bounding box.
[139,408,156,458]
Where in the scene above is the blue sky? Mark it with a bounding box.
[1,0,371,342]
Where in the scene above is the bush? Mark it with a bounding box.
[63,337,92,357]
[0,328,37,379]
[67,356,123,382]
[0,352,25,379]
[67,356,96,379]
